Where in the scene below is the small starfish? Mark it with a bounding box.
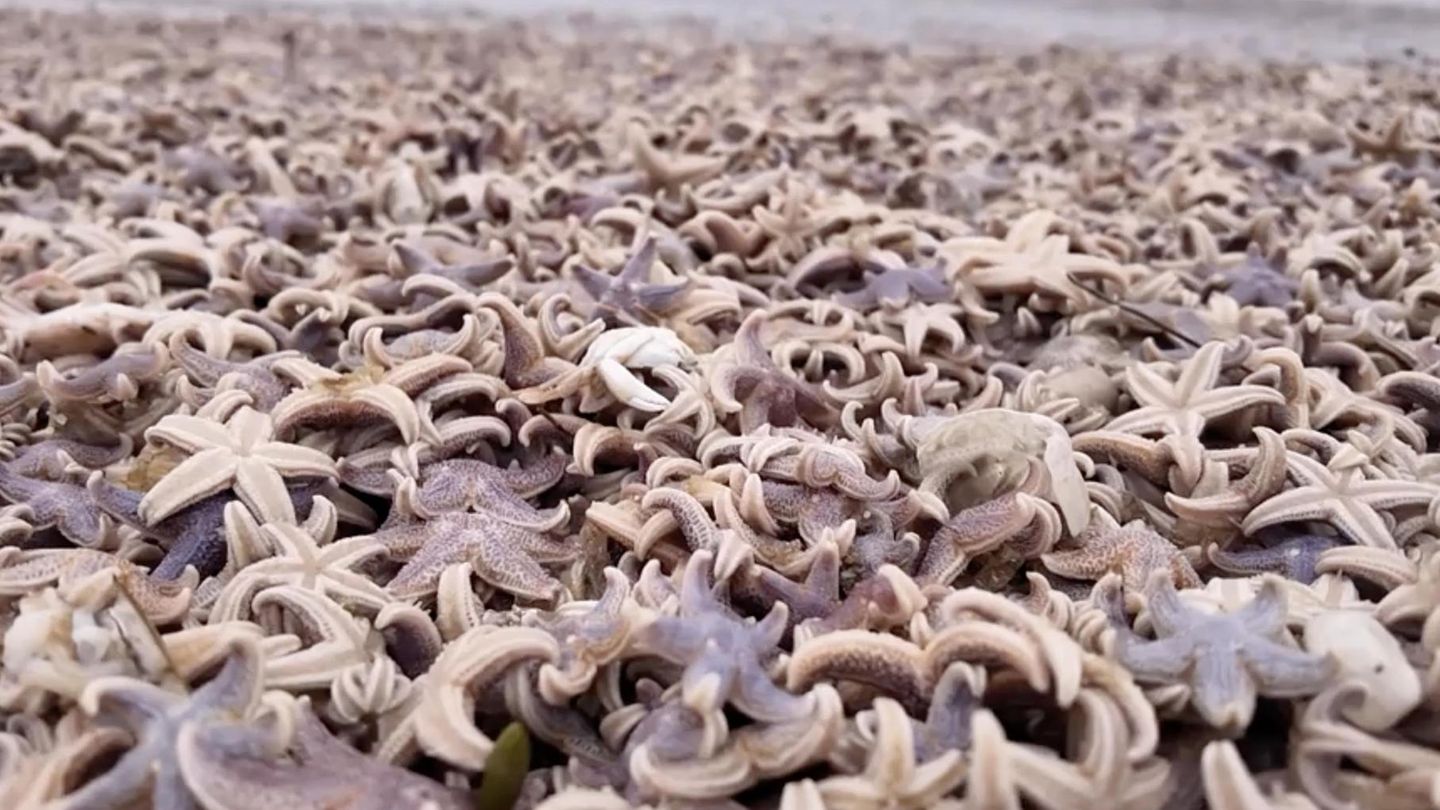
[250,586,382,690]
[393,241,513,292]
[709,311,838,432]
[8,437,131,479]
[1206,534,1342,584]
[835,265,952,311]
[1241,452,1440,551]
[62,637,269,810]
[212,515,390,620]
[1194,245,1298,309]
[364,512,578,603]
[812,696,965,810]
[1103,572,1335,730]
[634,550,811,722]
[139,406,336,525]
[1042,506,1202,595]
[1164,427,1288,530]
[36,345,167,402]
[270,355,467,444]
[0,461,114,547]
[572,236,691,326]
[1105,342,1285,437]
[168,332,292,411]
[411,454,569,526]
[966,230,1129,309]
[178,702,468,810]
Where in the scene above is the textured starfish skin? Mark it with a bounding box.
[1207,534,1342,583]
[1042,507,1201,594]
[1105,342,1285,437]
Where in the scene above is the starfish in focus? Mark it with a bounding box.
[212,513,390,620]
[1105,342,1285,437]
[363,512,578,603]
[269,354,467,444]
[410,454,569,526]
[1241,451,1440,551]
[138,406,336,525]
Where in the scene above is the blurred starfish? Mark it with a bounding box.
[572,236,691,326]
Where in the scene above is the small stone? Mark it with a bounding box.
[1304,609,1420,730]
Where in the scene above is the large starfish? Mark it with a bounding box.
[363,512,578,603]
[1103,572,1335,730]
[1105,342,1285,437]
[139,406,336,525]
[177,702,468,810]
[59,638,270,810]
[1241,451,1440,551]
[410,454,569,526]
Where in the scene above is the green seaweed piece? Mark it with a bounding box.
[473,722,531,810]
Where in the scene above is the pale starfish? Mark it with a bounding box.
[0,548,194,623]
[709,311,838,432]
[410,454,569,527]
[269,354,467,444]
[572,236,692,326]
[139,406,336,525]
[211,510,390,621]
[1241,451,1440,551]
[1105,342,1285,437]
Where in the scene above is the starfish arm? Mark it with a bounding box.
[1241,637,1334,696]
[145,414,235,453]
[233,458,298,524]
[139,448,238,524]
[1117,635,1194,682]
[1189,647,1257,729]
[469,527,566,603]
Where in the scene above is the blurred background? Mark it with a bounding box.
[7,0,1439,60]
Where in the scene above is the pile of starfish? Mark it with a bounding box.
[2,7,1440,810]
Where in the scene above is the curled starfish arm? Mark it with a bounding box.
[1241,637,1337,696]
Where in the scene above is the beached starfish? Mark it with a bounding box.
[572,236,692,326]
[410,454,569,526]
[1105,342,1285,437]
[0,461,114,547]
[269,354,467,444]
[211,518,390,620]
[139,406,336,525]
[835,265,952,311]
[1103,572,1335,730]
[178,702,468,810]
[60,637,269,810]
[1206,533,1343,583]
[1241,451,1440,551]
[1042,507,1201,594]
[916,493,1044,586]
[363,512,578,603]
[0,548,193,622]
[634,550,811,722]
[709,311,837,432]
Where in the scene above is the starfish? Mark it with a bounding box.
[410,454,569,526]
[247,585,383,691]
[1042,506,1201,595]
[1103,572,1335,730]
[139,406,336,525]
[915,493,1044,586]
[572,236,691,326]
[35,345,167,402]
[60,637,269,810]
[168,332,292,411]
[475,292,575,390]
[211,515,391,621]
[1194,245,1298,309]
[835,265,953,311]
[0,548,194,623]
[270,354,467,444]
[709,311,838,433]
[633,550,811,722]
[0,461,114,547]
[178,701,468,810]
[965,230,1129,309]
[363,512,578,603]
[392,240,513,292]
[1163,427,1289,529]
[1241,451,1440,551]
[8,437,131,479]
[1206,534,1343,583]
[812,696,965,810]
[1104,342,1285,437]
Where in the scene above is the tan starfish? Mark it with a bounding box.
[270,354,467,443]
